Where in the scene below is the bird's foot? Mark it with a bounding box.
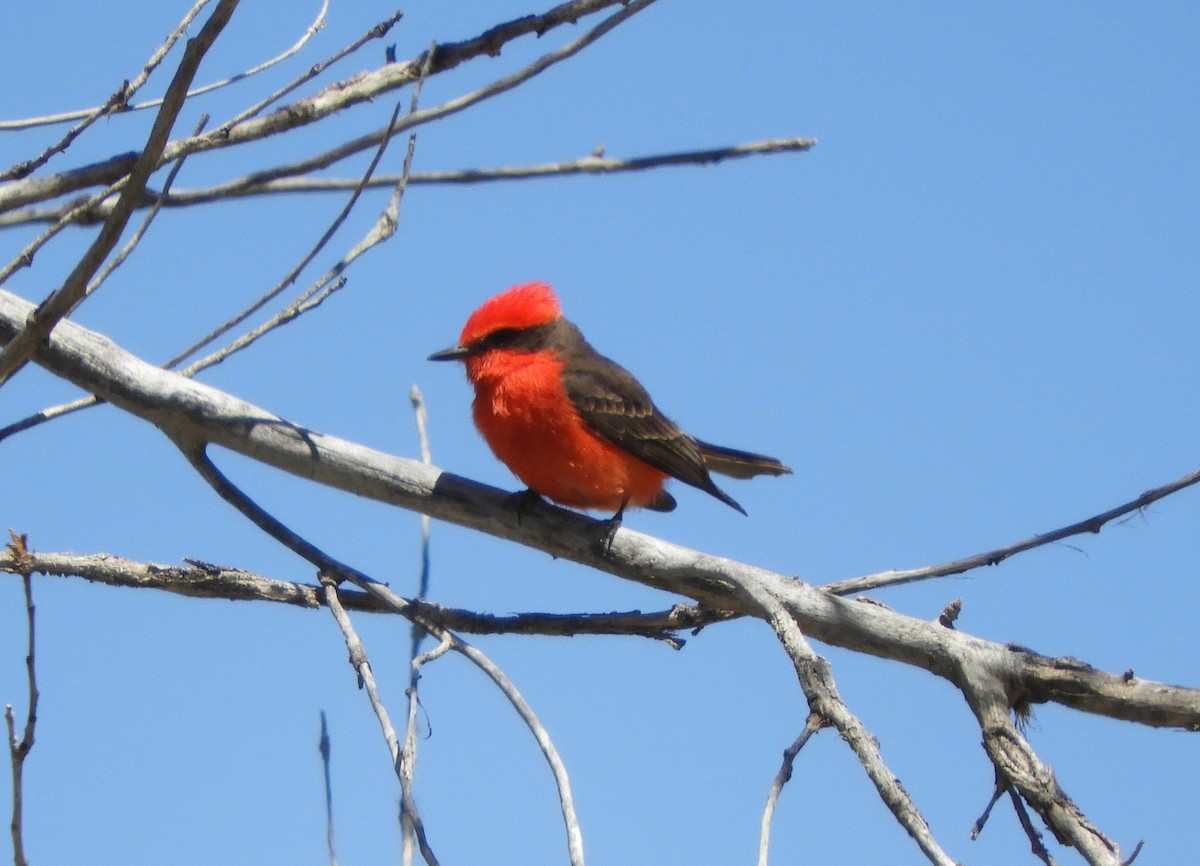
[507,488,546,525]
[592,500,629,555]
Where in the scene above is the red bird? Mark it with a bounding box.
[429,282,791,519]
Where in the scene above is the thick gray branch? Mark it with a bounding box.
[1,286,1195,734]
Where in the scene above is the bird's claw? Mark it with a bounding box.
[593,513,623,555]
[592,500,629,555]
[507,488,546,525]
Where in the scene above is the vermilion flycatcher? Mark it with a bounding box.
[430,282,791,519]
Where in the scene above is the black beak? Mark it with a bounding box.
[428,344,470,362]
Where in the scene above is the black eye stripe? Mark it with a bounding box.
[473,322,560,353]
[482,327,520,348]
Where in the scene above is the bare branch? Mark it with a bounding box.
[174,444,580,866]
[401,634,451,866]
[0,137,816,225]
[3,288,1197,736]
[0,86,132,184]
[83,115,209,300]
[1,288,1193,864]
[957,658,1122,865]
[0,0,642,216]
[162,89,406,371]
[737,580,960,866]
[317,711,339,866]
[0,0,330,133]
[0,0,212,180]
[217,8,404,133]
[0,0,240,387]
[320,575,440,866]
[141,0,662,221]
[823,467,1200,596]
[4,531,37,866]
[402,385,436,864]
[757,715,824,866]
[0,548,711,644]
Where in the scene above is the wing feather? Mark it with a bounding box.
[560,357,745,513]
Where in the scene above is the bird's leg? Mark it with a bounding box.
[507,488,545,525]
[594,499,628,555]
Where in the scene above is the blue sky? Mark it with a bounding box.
[2,2,1198,864]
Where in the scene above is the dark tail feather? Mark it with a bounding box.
[705,481,748,516]
[695,440,793,480]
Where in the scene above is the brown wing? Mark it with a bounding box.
[559,349,746,514]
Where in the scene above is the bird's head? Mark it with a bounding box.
[428,282,564,376]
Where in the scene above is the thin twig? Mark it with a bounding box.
[737,580,959,866]
[0,277,346,445]
[320,575,440,866]
[174,444,584,866]
[0,546,718,642]
[0,0,240,387]
[322,582,400,749]
[823,467,1200,596]
[1007,785,1056,866]
[970,777,1006,840]
[410,384,433,603]
[218,9,404,134]
[0,86,132,184]
[0,0,212,179]
[401,635,452,866]
[402,386,434,865]
[84,114,210,300]
[177,279,349,374]
[318,710,339,866]
[452,640,586,866]
[757,714,824,866]
[0,137,815,226]
[1120,840,1145,866]
[0,0,330,132]
[165,36,433,372]
[4,531,38,866]
[0,0,635,217]
[137,0,658,218]
[163,90,405,370]
[403,381,436,866]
